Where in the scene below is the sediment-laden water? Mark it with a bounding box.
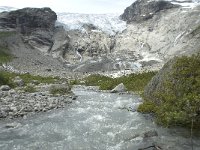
[0,86,199,150]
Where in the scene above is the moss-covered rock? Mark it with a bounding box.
[140,54,200,128]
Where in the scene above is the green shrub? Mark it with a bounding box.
[19,73,57,84]
[0,71,58,87]
[69,79,81,85]
[50,86,71,96]
[137,101,157,113]
[0,71,15,87]
[23,85,36,93]
[139,54,200,128]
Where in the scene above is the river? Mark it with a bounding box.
[0,86,199,150]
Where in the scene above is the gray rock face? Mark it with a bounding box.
[0,7,56,32]
[63,29,113,65]
[120,0,179,23]
[51,26,70,58]
[111,83,127,93]
[115,5,200,68]
[143,58,177,104]
[0,7,57,53]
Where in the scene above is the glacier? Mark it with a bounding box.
[1,0,200,36]
[56,13,127,35]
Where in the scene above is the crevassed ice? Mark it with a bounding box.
[56,13,127,35]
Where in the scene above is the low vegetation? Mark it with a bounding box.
[0,71,12,87]
[0,31,16,38]
[0,71,58,87]
[0,45,13,64]
[72,71,156,92]
[23,85,37,93]
[50,86,71,96]
[138,54,200,128]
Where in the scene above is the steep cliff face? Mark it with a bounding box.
[0,7,56,30]
[0,8,70,76]
[115,5,200,63]
[0,7,57,53]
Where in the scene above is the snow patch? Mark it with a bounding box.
[0,6,17,12]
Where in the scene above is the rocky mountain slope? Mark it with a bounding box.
[120,0,179,23]
[0,0,199,75]
[0,8,71,77]
[116,2,200,61]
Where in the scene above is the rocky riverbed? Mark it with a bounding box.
[0,83,76,120]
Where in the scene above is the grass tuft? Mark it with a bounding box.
[0,71,59,87]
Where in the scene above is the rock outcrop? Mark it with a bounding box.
[0,7,56,30]
[115,5,200,66]
[120,0,179,23]
[143,53,200,104]
[140,53,200,127]
[0,7,57,53]
[51,26,70,58]
[143,58,176,104]
[0,8,71,77]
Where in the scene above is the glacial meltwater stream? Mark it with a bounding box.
[0,86,199,150]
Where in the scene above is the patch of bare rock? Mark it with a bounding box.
[0,78,76,120]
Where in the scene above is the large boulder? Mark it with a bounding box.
[141,53,200,127]
[120,0,179,23]
[111,83,127,93]
[143,58,174,104]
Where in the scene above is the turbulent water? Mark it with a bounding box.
[0,86,199,150]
